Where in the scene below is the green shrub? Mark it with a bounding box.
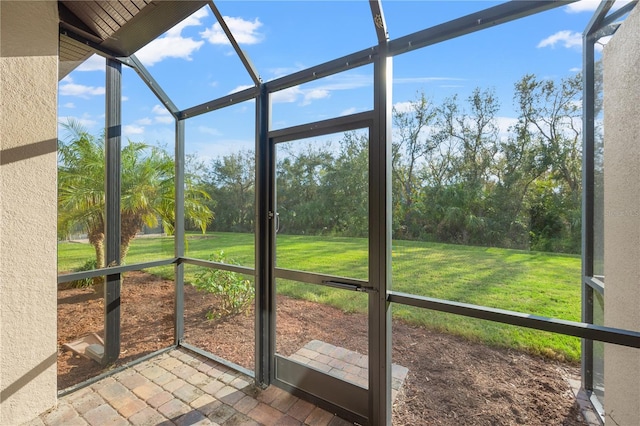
[67,258,100,288]
[192,251,254,319]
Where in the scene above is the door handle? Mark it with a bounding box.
[268,210,280,233]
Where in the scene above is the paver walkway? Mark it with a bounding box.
[23,348,356,426]
[289,340,408,402]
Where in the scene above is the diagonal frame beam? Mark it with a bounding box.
[208,0,261,85]
[369,0,389,43]
[585,0,616,37]
[121,54,180,117]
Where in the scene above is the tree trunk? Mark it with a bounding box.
[88,226,105,268]
[120,213,143,265]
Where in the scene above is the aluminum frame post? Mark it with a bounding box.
[255,83,273,387]
[581,2,604,395]
[369,44,393,425]
[581,34,596,393]
[175,119,186,343]
[104,58,122,365]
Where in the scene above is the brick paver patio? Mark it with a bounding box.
[23,347,363,426]
[21,342,599,425]
[27,340,408,426]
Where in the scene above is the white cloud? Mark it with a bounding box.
[191,138,254,161]
[62,102,75,108]
[59,114,98,130]
[566,0,633,13]
[302,89,330,105]
[392,101,414,114]
[565,0,601,13]
[167,8,208,36]
[135,8,207,66]
[136,37,204,67]
[569,67,582,73]
[152,105,167,115]
[270,86,332,105]
[124,124,145,135]
[228,84,255,94]
[201,16,264,45]
[269,73,371,106]
[495,116,519,141]
[198,126,222,136]
[537,30,582,50]
[155,115,174,125]
[122,96,129,102]
[152,104,174,124]
[76,54,105,72]
[136,117,153,126]
[271,86,302,104]
[268,64,306,79]
[59,77,105,98]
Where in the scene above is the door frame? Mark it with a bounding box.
[268,112,374,424]
[255,49,392,426]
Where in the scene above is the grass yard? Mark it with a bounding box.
[58,231,581,361]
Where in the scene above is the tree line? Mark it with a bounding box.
[201,73,582,253]
[58,72,583,263]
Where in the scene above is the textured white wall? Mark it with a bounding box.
[0,1,59,424]
[603,4,640,425]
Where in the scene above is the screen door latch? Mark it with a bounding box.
[323,280,377,293]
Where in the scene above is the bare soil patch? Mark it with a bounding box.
[58,271,587,425]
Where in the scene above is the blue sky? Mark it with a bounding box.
[58,0,620,160]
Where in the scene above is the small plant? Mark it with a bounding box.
[192,251,254,319]
[67,258,100,288]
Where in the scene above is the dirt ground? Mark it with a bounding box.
[58,271,587,425]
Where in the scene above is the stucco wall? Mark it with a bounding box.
[603,4,640,425]
[0,1,59,424]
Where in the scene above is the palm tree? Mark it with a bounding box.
[58,119,213,267]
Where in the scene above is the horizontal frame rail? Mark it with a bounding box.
[388,291,640,349]
[57,256,256,285]
[180,86,259,119]
[57,258,177,284]
[269,111,374,143]
[179,257,255,276]
[388,0,575,57]
[266,47,378,94]
[275,267,368,288]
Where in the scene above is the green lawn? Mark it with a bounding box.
[58,232,581,362]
